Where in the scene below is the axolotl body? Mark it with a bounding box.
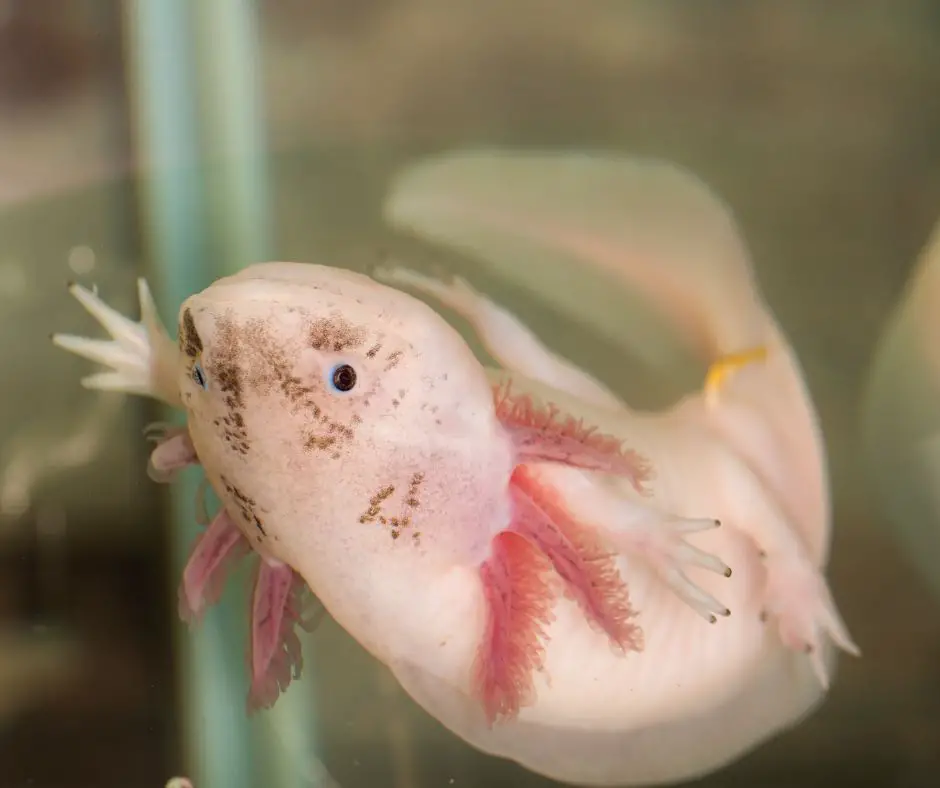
[53,259,857,786]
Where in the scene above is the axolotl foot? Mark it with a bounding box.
[613,511,732,623]
[52,278,180,405]
[513,464,734,625]
[758,551,860,687]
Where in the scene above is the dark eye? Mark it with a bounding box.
[192,362,208,390]
[330,363,357,392]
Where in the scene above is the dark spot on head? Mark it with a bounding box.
[358,473,426,543]
[306,435,337,451]
[180,308,203,358]
[308,316,366,353]
[384,350,403,371]
[359,484,396,524]
[405,472,424,509]
[207,314,251,454]
[366,342,382,359]
[202,313,370,461]
[209,316,244,408]
[219,475,261,536]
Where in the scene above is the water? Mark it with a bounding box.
[2,1,940,786]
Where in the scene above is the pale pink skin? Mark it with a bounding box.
[51,156,860,785]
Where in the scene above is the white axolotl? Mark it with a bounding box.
[53,260,856,785]
[51,163,857,786]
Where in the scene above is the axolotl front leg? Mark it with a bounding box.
[379,266,859,687]
[52,280,317,711]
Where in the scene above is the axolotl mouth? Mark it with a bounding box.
[146,424,322,714]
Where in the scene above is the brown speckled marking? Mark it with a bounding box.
[303,408,359,460]
[306,435,336,451]
[404,472,424,508]
[366,342,382,359]
[308,315,366,353]
[180,308,203,359]
[360,472,426,542]
[359,484,395,524]
[305,418,355,456]
[384,350,403,371]
[221,317,367,460]
[239,318,295,396]
[209,315,250,454]
[220,475,265,537]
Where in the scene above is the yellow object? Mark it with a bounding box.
[704,346,768,402]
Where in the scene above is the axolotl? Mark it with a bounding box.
[53,258,857,786]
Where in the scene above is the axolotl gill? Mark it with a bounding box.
[53,260,858,786]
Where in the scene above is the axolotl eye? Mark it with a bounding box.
[328,363,357,393]
[191,362,209,390]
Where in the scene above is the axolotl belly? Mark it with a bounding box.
[53,261,857,786]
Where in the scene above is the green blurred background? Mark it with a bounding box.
[1,1,939,786]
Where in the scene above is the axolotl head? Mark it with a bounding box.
[175,262,514,638]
